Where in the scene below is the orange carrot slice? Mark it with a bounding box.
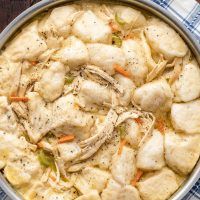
[114,64,130,78]
[118,139,127,155]
[9,96,29,102]
[131,169,143,186]
[58,135,75,144]
[134,118,143,125]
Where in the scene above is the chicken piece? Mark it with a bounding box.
[24,182,78,200]
[0,131,36,169]
[78,80,112,108]
[18,61,46,96]
[122,39,148,86]
[22,93,93,143]
[133,79,173,112]
[172,63,200,102]
[0,56,21,96]
[75,190,101,200]
[136,130,165,171]
[125,119,142,148]
[137,168,179,200]
[171,100,200,134]
[35,61,65,102]
[111,146,136,185]
[114,74,135,106]
[72,10,111,43]
[87,43,126,75]
[81,167,110,193]
[85,65,124,94]
[39,5,79,39]
[4,152,41,187]
[22,92,52,143]
[58,142,81,163]
[4,21,47,62]
[101,179,141,200]
[0,96,21,135]
[78,109,118,161]
[145,18,188,60]
[95,131,120,170]
[52,36,89,69]
[113,5,146,29]
[165,130,200,175]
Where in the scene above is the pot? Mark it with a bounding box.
[0,0,199,199]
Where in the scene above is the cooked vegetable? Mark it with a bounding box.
[58,135,75,144]
[38,149,56,171]
[112,34,122,48]
[131,169,143,186]
[109,21,119,33]
[115,13,125,25]
[117,124,126,139]
[9,96,29,102]
[65,76,74,84]
[155,119,165,134]
[118,139,127,155]
[114,64,130,77]
[30,61,38,66]
[134,118,143,125]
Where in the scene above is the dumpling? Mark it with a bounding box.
[76,190,101,200]
[101,179,141,200]
[136,130,165,171]
[133,79,173,112]
[165,130,200,175]
[113,5,146,29]
[0,96,22,135]
[4,21,47,62]
[87,43,126,75]
[114,74,135,106]
[122,39,148,86]
[81,167,110,192]
[72,10,111,43]
[52,36,89,69]
[111,146,136,185]
[58,142,81,162]
[0,132,36,169]
[39,5,79,38]
[172,63,200,102]
[35,61,66,102]
[171,100,200,134]
[145,19,188,60]
[0,56,21,97]
[78,80,112,108]
[137,168,179,200]
[125,119,142,148]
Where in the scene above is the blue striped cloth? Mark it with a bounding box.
[0,0,200,200]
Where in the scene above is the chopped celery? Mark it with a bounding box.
[38,149,56,171]
[65,76,74,84]
[112,34,122,48]
[115,13,125,25]
[117,124,126,139]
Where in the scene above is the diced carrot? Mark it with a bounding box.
[125,34,132,40]
[37,141,44,148]
[49,174,56,182]
[109,22,119,33]
[131,169,143,186]
[9,96,29,102]
[155,119,165,134]
[114,64,130,78]
[58,135,75,144]
[30,61,38,66]
[134,118,143,125]
[118,139,127,155]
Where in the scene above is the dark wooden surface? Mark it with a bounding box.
[0,0,41,32]
[0,0,200,32]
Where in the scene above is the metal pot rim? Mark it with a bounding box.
[0,1,199,200]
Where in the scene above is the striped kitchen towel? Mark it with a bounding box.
[0,0,200,200]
